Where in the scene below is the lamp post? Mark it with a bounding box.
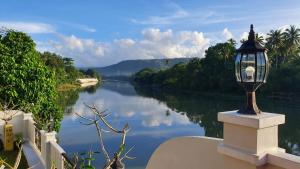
[235,24,269,115]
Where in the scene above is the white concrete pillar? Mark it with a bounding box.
[218,111,285,169]
[41,131,57,169]
[22,113,33,140]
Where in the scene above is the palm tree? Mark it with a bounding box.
[240,39,246,44]
[227,38,236,47]
[283,25,300,61]
[63,57,74,67]
[266,29,284,68]
[255,33,265,46]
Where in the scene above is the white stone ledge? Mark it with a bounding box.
[268,151,300,169]
[218,111,285,129]
[218,143,268,166]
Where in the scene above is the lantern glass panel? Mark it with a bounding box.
[264,52,269,82]
[241,53,255,82]
[235,53,241,82]
[256,52,265,82]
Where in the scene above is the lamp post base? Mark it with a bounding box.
[238,92,261,115]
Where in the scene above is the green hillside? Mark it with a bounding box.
[94,58,192,77]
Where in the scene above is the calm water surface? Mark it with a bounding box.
[58,80,300,169]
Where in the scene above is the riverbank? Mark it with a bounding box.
[57,78,100,92]
[57,83,81,91]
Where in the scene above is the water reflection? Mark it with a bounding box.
[58,81,300,169]
[59,81,203,169]
[134,85,300,156]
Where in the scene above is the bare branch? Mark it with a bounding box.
[75,112,94,122]
[120,146,135,161]
[79,121,95,126]
[94,121,110,163]
[76,103,135,168]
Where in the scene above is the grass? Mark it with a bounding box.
[57,83,80,91]
[0,148,29,169]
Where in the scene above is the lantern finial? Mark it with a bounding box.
[248,24,255,42]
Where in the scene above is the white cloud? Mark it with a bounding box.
[59,22,97,33]
[131,9,188,25]
[0,21,55,33]
[240,32,248,41]
[130,3,244,27]
[46,28,210,67]
[222,28,234,40]
[49,34,107,66]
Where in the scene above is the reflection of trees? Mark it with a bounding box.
[134,85,300,155]
[101,81,137,96]
[83,83,101,94]
[57,89,80,113]
[134,85,241,138]
[57,84,101,113]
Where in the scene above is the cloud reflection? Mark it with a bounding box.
[65,88,191,128]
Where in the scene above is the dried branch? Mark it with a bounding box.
[94,120,110,163]
[76,104,135,169]
[75,112,111,163]
[0,101,19,124]
[120,146,136,161]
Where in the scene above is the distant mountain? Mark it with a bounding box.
[94,58,193,77]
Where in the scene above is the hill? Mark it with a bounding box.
[94,58,192,77]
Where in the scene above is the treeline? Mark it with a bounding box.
[40,52,100,86]
[134,25,300,93]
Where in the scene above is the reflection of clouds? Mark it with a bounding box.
[59,122,203,146]
[141,109,190,127]
[59,83,204,161]
[65,88,191,127]
[123,111,135,117]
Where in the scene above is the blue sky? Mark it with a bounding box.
[1,0,300,67]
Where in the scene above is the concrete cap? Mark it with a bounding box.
[218,111,285,129]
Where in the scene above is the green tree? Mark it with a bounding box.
[283,25,300,62]
[82,69,101,79]
[266,29,284,68]
[227,38,237,47]
[63,57,74,67]
[40,52,84,85]
[255,33,265,46]
[0,29,62,131]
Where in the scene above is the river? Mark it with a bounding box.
[58,80,300,169]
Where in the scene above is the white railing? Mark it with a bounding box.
[50,141,65,169]
[1,111,74,169]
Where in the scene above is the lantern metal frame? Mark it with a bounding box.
[235,24,269,115]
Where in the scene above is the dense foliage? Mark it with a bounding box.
[0,29,62,130]
[134,25,300,93]
[80,68,101,79]
[134,42,239,92]
[40,52,101,85]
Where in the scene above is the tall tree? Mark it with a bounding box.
[227,38,237,47]
[266,29,284,68]
[255,33,265,46]
[63,57,74,67]
[0,29,62,131]
[283,25,300,61]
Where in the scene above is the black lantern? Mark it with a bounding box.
[235,24,269,115]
